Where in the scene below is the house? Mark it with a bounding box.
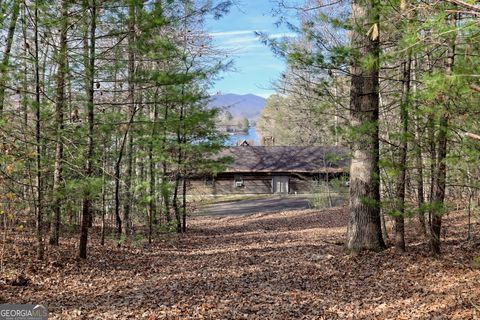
[190,146,350,195]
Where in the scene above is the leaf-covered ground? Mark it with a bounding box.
[2,207,480,319]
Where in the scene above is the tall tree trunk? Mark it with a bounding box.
[162,165,171,223]
[173,99,185,233]
[114,108,137,235]
[21,1,28,125]
[172,171,182,233]
[34,0,44,260]
[172,144,183,233]
[101,144,106,246]
[114,156,123,235]
[394,56,411,252]
[148,92,159,243]
[111,66,122,235]
[346,0,385,252]
[49,0,69,246]
[412,56,427,236]
[79,0,97,259]
[429,14,456,256]
[415,135,427,235]
[123,0,136,236]
[427,113,436,231]
[0,0,20,117]
[114,109,137,235]
[123,133,133,235]
[467,186,473,241]
[430,114,448,255]
[161,103,171,223]
[20,1,30,208]
[182,177,187,232]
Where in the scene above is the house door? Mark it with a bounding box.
[273,176,289,194]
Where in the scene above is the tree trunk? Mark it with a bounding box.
[429,13,456,256]
[101,144,107,246]
[394,56,411,252]
[173,99,185,233]
[123,133,133,235]
[79,0,97,259]
[161,162,171,224]
[415,119,427,236]
[20,1,30,209]
[161,103,171,223]
[430,114,448,255]
[148,92,159,243]
[346,0,385,252]
[21,1,28,125]
[467,188,472,241]
[380,210,389,243]
[113,107,137,235]
[173,172,182,233]
[49,0,69,246]
[122,0,136,236]
[34,1,44,261]
[0,0,20,117]
[182,177,187,233]
[114,160,122,235]
[412,56,427,236]
[112,68,122,235]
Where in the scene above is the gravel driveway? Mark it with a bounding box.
[197,196,311,216]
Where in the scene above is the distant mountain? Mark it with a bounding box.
[208,93,266,120]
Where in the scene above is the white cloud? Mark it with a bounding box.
[235,50,273,57]
[222,36,259,45]
[209,30,256,37]
[268,32,297,39]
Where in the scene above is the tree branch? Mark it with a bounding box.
[465,132,480,141]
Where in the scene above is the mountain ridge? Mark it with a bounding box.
[208,93,266,120]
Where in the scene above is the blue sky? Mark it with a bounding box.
[206,1,294,98]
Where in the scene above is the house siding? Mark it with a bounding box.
[190,173,273,195]
[189,172,346,195]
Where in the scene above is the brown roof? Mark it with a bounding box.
[218,146,350,173]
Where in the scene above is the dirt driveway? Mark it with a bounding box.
[197,196,311,216]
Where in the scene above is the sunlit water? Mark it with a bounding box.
[227,126,259,146]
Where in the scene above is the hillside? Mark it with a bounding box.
[208,93,266,120]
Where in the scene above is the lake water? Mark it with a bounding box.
[227,126,260,146]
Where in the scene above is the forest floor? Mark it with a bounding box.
[2,207,480,319]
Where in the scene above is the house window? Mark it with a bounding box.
[234,174,243,188]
